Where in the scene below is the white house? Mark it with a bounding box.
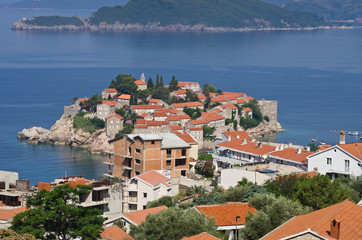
[307,142,362,179]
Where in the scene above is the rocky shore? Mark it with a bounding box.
[246,121,285,138]
[12,19,352,32]
[17,116,112,154]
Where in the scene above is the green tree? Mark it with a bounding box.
[338,175,362,203]
[147,77,154,90]
[185,90,199,102]
[110,74,138,95]
[152,86,171,103]
[293,175,350,210]
[116,124,134,138]
[84,94,102,112]
[146,196,176,208]
[130,208,220,240]
[155,74,160,88]
[160,75,164,87]
[202,125,216,138]
[71,96,78,103]
[242,185,267,202]
[202,84,217,94]
[224,185,250,202]
[183,107,201,120]
[169,75,179,91]
[195,159,214,178]
[11,185,104,240]
[264,174,305,199]
[192,191,226,206]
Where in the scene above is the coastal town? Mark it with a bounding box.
[2,73,362,240]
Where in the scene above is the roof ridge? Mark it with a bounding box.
[309,199,350,231]
[355,143,362,160]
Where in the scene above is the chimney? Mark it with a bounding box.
[280,144,284,150]
[297,149,302,155]
[288,142,292,148]
[242,139,247,145]
[228,136,231,142]
[306,146,311,152]
[258,142,262,148]
[236,135,240,139]
[275,146,279,151]
[339,130,345,144]
[330,219,340,239]
[313,167,318,173]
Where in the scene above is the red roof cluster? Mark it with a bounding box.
[131,105,163,109]
[173,90,187,95]
[211,96,228,103]
[201,112,225,122]
[178,81,199,87]
[218,139,276,156]
[173,102,204,108]
[224,131,251,140]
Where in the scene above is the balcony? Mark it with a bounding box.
[80,198,110,207]
[103,161,114,166]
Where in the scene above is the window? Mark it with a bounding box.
[176,158,186,166]
[167,149,172,158]
[135,171,140,175]
[143,193,147,198]
[136,148,141,153]
[143,205,146,209]
[181,170,186,176]
[166,160,171,166]
[151,140,155,144]
[345,160,350,172]
[128,147,131,155]
[327,158,332,165]
[135,159,141,165]
[182,149,186,156]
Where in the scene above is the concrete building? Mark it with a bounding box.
[106,113,124,138]
[186,127,203,147]
[124,170,172,212]
[102,88,118,99]
[218,169,270,188]
[307,142,362,179]
[108,133,191,179]
[268,147,313,170]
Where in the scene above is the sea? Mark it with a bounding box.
[0,7,361,184]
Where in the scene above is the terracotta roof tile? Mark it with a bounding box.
[157,109,180,114]
[135,124,148,129]
[153,112,168,117]
[211,96,228,103]
[106,113,124,120]
[139,113,149,118]
[261,200,362,240]
[173,90,187,94]
[247,96,254,100]
[198,94,207,99]
[134,80,146,85]
[209,93,218,97]
[243,107,252,112]
[195,202,257,226]
[102,100,118,107]
[177,134,197,144]
[181,232,221,240]
[269,148,313,163]
[213,108,222,112]
[123,205,168,225]
[319,145,332,151]
[149,99,161,103]
[169,125,183,130]
[201,112,225,122]
[104,88,117,93]
[101,225,134,240]
[136,170,171,187]
[236,99,246,104]
[222,92,246,98]
[218,139,276,156]
[178,82,199,87]
[131,105,163,109]
[188,127,203,131]
[0,207,27,221]
[191,119,209,125]
[146,121,169,126]
[118,94,131,100]
[224,131,251,140]
[173,102,204,108]
[65,178,93,188]
[136,119,146,124]
[337,142,362,160]
[223,104,238,110]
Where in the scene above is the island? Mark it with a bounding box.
[18,73,283,154]
[12,0,336,32]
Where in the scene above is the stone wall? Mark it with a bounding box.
[259,99,278,126]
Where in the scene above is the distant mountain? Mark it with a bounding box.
[13,0,332,31]
[283,0,362,21]
[10,0,128,10]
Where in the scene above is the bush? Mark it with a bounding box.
[240,117,259,129]
[73,113,105,133]
[264,115,270,122]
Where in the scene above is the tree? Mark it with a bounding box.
[152,86,170,103]
[185,90,199,102]
[183,107,201,120]
[130,208,220,240]
[202,84,217,94]
[11,185,104,240]
[293,175,350,210]
[224,185,250,202]
[146,196,176,209]
[84,94,102,112]
[264,174,304,199]
[147,77,154,90]
[116,124,134,138]
[202,125,215,138]
[155,74,160,88]
[160,75,164,87]
[242,185,267,202]
[169,75,179,91]
[110,74,138,95]
[195,159,214,178]
[192,191,226,205]
[71,96,78,104]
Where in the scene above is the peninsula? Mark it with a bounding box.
[18,73,283,154]
[12,0,334,32]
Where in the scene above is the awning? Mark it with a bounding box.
[217,147,227,151]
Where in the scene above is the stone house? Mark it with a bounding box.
[106,113,124,138]
[64,104,81,117]
[118,94,131,105]
[124,171,172,212]
[186,119,209,128]
[177,82,201,92]
[200,112,225,128]
[197,94,207,103]
[242,107,253,118]
[186,127,203,147]
[108,133,191,179]
[148,99,169,108]
[102,88,118,99]
[210,95,229,105]
[172,102,204,111]
[152,112,168,121]
[130,105,163,115]
[134,80,147,90]
[219,104,238,119]
[97,101,118,120]
[170,90,187,99]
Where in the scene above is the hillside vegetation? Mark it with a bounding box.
[24,16,85,26]
[283,0,362,21]
[88,0,327,28]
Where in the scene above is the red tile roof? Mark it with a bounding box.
[181,232,221,240]
[213,107,222,112]
[106,113,124,120]
[139,113,149,118]
[146,120,169,126]
[135,124,148,129]
[131,105,163,109]
[201,112,225,122]
[65,178,93,188]
[195,202,257,226]
[173,90,187,95]
[153,112,168,117]
[149,99,161,103]
[237,99,246,104]
[104,88,117,93]
[102,100,118,107]
[224,131,251,140]
[191,119,209,125]
[269,148,313,164]
[177,134,197,144]
[261,200,362,240]
[211,96,228,103]
[218,139,276,156]
[118,94,131,100]
[123,205,168,225]
[223,104,238,110]
[0,207,27,221]
[209,93,218,97]
[38,182,51,191]
[319,144,332,151]
[136,119,146,124]
[136,170,171,187]
[134,80,146,85]
[169,125,183,130]
[243,107,252,112]
[101,225,134,240]
[198,94,207,99]
[78,97,88,102]
[173,102,204,108]
[178,82,199,87]
[222,92,246,98]
[247,96,254,100]
[337,142,362,160]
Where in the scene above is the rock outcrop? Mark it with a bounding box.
[247,121,284,138]
[17,116,112,154]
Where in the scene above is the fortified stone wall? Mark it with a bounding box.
[258,99,278,126]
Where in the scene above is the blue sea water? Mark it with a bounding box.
[0,7,361,183]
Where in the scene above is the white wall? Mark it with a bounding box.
[0,170,19,190]
[219,169,270,188]
[307,146,362,178]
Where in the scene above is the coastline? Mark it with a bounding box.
[12,20,354,32]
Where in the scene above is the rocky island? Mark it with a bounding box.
[12,0,334,32]
[18,73,284,154]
